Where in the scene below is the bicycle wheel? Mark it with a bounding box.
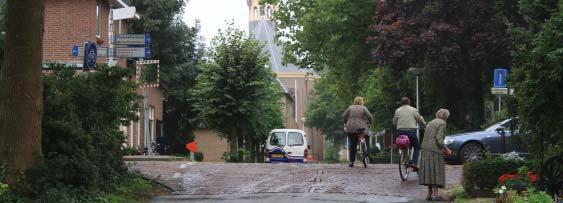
[398,148,411,181]
[361,142,368,168]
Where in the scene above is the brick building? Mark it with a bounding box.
[43,0,163,152]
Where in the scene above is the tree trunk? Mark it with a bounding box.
[0,0,45,184]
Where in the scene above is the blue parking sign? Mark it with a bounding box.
[494,68,508,87]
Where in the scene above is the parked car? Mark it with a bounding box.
[264,129,310,163]
[444,118,529,163]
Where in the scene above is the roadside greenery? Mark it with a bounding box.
[191,24,284,162]
[508,0,563,192]
[0,65,140,201]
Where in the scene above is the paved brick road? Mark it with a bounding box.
[128,162,462,201]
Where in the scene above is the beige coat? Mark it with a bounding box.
[343,105,373,133]
[421,118,447,154]
[393,105,426,129]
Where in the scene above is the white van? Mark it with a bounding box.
[264,129,309,163]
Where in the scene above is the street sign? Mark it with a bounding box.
[115,34,151,46]
[72,45,109,57]
[83,42,97,70]
[493,68,508,87]
[491,87,508,95]
[113,47,151,58]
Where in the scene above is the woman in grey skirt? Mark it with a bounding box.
[419,109,452,201]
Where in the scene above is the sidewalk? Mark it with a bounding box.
[124,155,188,161]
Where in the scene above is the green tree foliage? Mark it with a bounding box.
[303,73,346,142]
[262,0,377,101]
[18,65,139,201]
[191,24,283,162]
[368,0,513,131]
[509,0,562,168]
[127,0,204,153]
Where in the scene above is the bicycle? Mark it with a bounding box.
[356,128,370,168]
[396,134,416,181]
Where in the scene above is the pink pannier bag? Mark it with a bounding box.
[395,135,410,149]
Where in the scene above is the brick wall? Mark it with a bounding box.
[193,129,229,162]
[44,0,110,63]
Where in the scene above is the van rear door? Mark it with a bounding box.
[286,132,305,157]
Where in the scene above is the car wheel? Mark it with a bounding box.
[460,143,484,163]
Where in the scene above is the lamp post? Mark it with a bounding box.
[408,67,423,140]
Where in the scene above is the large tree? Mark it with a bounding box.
[368,0,512,130]
[0,0,45,184]
[263,0,377,101]
[508,0,562,193]
[192,24,283,162]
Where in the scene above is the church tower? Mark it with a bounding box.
[247,0,275,21]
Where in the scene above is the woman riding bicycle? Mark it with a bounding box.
[343,96,373,168]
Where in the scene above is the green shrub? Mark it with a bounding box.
[8,64,141,200]
[324,145,341,163]
[462,158,534,195]
[194,152,204,162]
[514,188,553,203]
[222,150,250,162]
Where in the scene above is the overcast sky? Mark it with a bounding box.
[183,0,249,45]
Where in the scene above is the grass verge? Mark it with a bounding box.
[104,177,171,203]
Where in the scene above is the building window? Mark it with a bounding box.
[260,5,265,16]
[96,0,101,38]
[267,6,272,18]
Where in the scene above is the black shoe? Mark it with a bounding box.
[348,163,354,167]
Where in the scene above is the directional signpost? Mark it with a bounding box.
[492,68,509,114]
[72,45,109,57]
[112,47,151,58]
[115,34,151,46]
[71,34,152,61]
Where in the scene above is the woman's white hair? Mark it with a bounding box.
[436,108,450,119]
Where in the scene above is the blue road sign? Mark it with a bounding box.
[494,68,508,87]
[71,46,79,56]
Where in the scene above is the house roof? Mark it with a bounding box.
[249,20,315,74]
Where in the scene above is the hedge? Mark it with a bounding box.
[462,159,534,195]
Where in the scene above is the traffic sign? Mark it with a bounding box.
[113,47,151,58]
[491,87,508,95]
[72,45,109,57]
[83,42,97,70]
[115,34,151,46]
[494,68,508,87]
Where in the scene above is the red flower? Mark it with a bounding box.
[527,172,537,184]
[498,173,518,184]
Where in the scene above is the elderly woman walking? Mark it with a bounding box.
[419,109,452,201]
[343,96,373,167]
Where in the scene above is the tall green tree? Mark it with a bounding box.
[192,24,283,162]
[303,73,346,143]
[263,0,377,101]
[508,0,562,191]
[0,0,44,184]
[127,0,203,153]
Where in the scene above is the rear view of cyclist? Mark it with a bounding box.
[393,97,426,168]
[343,96,373,167]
